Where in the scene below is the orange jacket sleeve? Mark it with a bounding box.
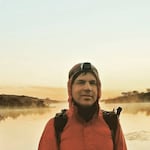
[38,119,57,150]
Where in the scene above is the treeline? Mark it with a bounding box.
[0,94,50,108]
[103,89,150,103]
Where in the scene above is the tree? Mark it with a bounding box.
[146,88,150,92]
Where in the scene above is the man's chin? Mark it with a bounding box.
[72,98,96,108]
[79,101,95,107]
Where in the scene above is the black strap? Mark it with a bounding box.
[102,107,122,150]
[54,109,68,150]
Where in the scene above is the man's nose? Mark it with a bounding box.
[84,82,92,90]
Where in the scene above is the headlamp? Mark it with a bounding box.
[69,62,99,80]
[80,62,92,71]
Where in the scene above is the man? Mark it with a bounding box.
[38,62,127,150]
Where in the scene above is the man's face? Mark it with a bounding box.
[72,72,98,106]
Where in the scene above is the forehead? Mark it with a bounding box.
[75,72,96,80]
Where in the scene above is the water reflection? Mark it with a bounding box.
[0,102,67,122]
[0,107,53,121]
[126,130,150,141]
[0,102,150,150]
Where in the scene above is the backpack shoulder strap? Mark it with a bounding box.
[102,107,122,150]
[54,109,68,149]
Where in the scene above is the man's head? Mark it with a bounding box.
[68,62,101,107]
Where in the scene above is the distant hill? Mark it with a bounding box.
[102,91,150,103]
[0,94,60,108]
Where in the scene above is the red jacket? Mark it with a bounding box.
[38,109,127,150]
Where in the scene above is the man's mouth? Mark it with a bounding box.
[81,95,92,98]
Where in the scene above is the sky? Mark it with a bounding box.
[0,0,150,95]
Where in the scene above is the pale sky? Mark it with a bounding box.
[0,0,150,93]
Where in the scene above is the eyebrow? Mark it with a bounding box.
[75,79,97,82]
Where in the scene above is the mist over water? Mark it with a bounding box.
[124,103,150,116]
[0,107,53,121]
[0,102,150,150]
[101,102,150,115]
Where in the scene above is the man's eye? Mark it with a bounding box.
[76,80,85,84]
[90,81,97,85]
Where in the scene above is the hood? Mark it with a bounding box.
[67,62,101,108]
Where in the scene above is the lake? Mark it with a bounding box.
[0,102,150,150]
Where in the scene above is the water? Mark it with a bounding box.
[0,102,150,150]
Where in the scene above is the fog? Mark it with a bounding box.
[101,102,150,115]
